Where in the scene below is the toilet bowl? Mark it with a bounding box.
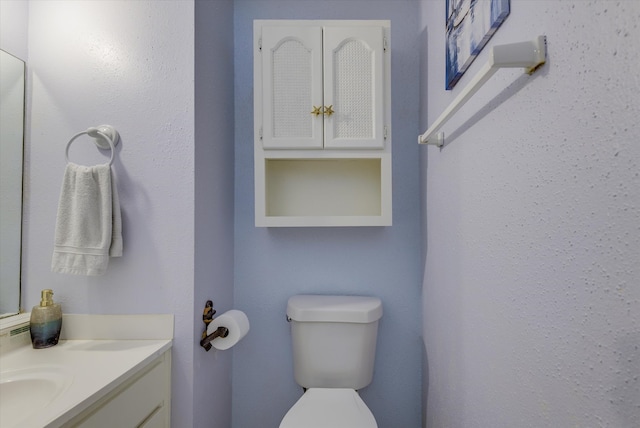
[280,295,382,428]
[280,388,376,428]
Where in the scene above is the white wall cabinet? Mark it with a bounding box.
[254,20,392,227]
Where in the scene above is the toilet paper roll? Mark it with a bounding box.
[206,310,250,350]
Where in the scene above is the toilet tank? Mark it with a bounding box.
[286,295,383,390]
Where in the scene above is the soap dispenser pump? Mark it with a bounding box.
[30,289,63,349]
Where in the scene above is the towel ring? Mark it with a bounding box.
[65,125,120,166]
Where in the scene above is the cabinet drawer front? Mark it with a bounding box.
[73,360,167,428]
[139,404,168,428]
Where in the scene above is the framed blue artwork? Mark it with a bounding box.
[446,0,510,90]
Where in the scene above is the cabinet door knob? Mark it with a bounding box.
[323,105,334,117]
[311,106,323,117]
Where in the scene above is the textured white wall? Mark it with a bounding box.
[420,1,640,426]
[0,0,28,59]
[24,1,196,425]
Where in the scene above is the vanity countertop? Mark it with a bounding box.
[0,314,173,428]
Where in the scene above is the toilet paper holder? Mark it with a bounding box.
[200,326,229,351]
[200,300,250,352]
[200,300,229,351]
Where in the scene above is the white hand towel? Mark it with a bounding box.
[51,163,122,276]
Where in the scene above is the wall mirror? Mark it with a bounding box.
[0,49,25,318]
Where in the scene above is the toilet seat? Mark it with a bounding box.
[279,388,377,428]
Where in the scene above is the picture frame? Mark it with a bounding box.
[445,0,510,90]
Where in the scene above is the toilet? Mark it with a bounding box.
[280,294,383,428]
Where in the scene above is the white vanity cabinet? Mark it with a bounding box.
[254,20,392,227]
[67,349,171,428]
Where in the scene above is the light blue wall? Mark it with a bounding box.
[233,1,423,427]
[194,1,235,427]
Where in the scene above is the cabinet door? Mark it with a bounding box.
[261,26,324,149]
[323,26,385,149]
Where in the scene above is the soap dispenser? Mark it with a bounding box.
[30,289,63,349]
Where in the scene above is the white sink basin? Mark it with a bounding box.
[0,367,73,427]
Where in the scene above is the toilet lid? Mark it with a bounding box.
[279,388,377,428]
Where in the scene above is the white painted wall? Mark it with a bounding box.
[0,0,28,59]
[23,1,199,425]
[420,1,640,426]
